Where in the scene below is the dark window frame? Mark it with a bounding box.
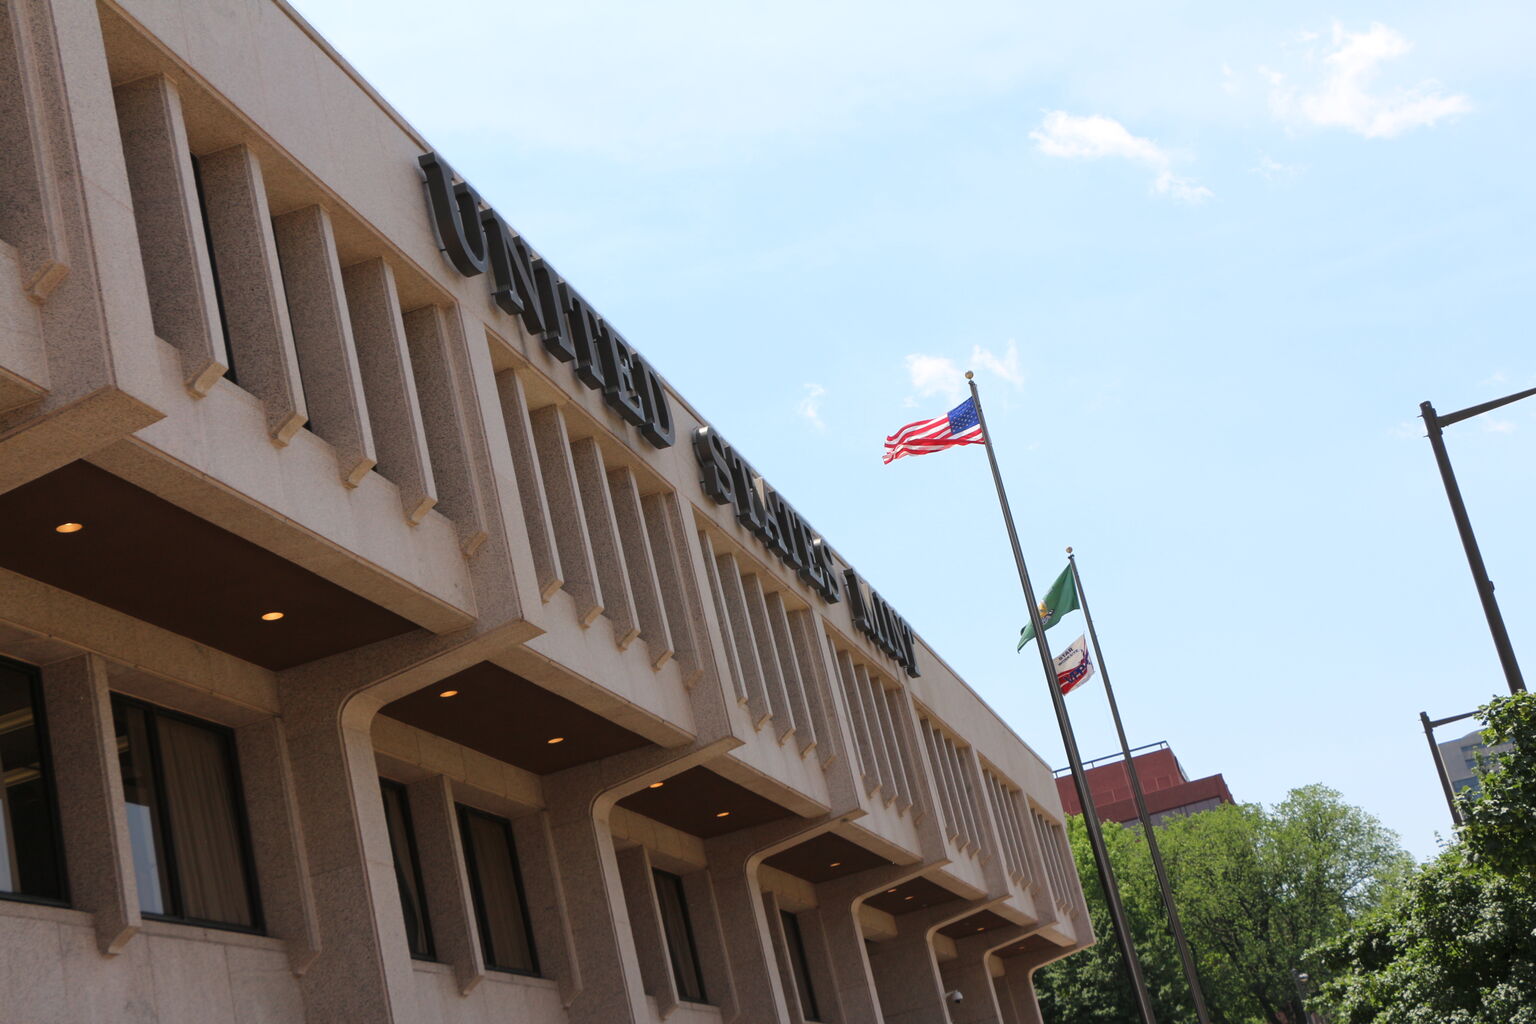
[379,778,435,961]
[652,868,708,1004]
[0,656,68,907]
[780,907,822,1022]
[110,693,263,934]
[456,803,539,977]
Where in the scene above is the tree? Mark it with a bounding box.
[1313,692,1536,1024]
[1034,786,1409,1024]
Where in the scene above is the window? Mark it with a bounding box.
[0,658,65,902]
[190,154,236,384]
[653,869,707,1003]
[380,780,434,959]
[457,805,538,974]
[112,697,259,930]
[780,908,822,1022]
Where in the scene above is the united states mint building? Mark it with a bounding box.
[0,0,1090,1020]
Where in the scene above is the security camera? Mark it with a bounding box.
[946,990,964,1004]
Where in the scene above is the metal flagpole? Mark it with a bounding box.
[965,373,1159,1024]
[1068,549,1212,1024]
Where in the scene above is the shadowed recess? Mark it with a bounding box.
[863,875,961,916]
[936,909,1013,939]
[762,831,891,883]
[997,933,1058,958]
[0,461,418,669]
[382,661,653,774]
[617,765,795,838]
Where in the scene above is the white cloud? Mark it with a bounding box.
[797,383,827,430]
[904,341,1023,404]
[1030,112,1212,203]
[1252,153,1305,182]
[1484,419,1516,434]
[1268,22,1471,138]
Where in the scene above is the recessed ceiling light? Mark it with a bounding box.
[886,888,898,893]
[829,861,842,868]
[260,611,284,621]
[648,782,665,789]
[715,811,731,818]
[904,895,915,901]
[976,926,985,932]
[54,522,83,534]
[438,689,459,698]
[547,737,565,744]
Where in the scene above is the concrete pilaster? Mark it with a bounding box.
[279,686,417,1024]
[939,927,1034,1024]
[615,844,679,1017]
[866,899,1003,1024]
[39,653,139,955]
[407,773,484,995]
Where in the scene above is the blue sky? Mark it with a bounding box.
[292,0,1535,859]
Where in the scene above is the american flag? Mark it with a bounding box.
[883,397,986,464]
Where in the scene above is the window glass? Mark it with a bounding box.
[781,908,822,1021]
[653,869,707,1003]
[380,780,433,959]
[0,660,64,901]
[458,805,537,974]
[112,697,258,929]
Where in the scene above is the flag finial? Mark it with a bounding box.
[964,370,974,380]
[1066,546,1073,554]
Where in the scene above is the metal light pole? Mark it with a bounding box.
[1420,387,1536,696]
[1419,708,1479,826]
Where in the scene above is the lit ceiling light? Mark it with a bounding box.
[904,895,915,901]
[976,926,985,932]
[55,522,83,534]
[829,861,842,868]
[648,782,665,789]
[886,888,898,893]
[260,611,284,621]
[715,811,731,818]
[438,689,459,698]
[547,737,565,744]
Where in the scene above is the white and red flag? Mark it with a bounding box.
[1053,635,1096,695]
[883,397,986,464]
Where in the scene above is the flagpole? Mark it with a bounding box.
[965,373,1159,1024]
[1068,549,1212,1024]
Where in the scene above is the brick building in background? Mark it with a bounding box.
[1055,742,1234,826]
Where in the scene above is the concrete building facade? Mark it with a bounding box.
[1055,743,1233,827]
[1437,727,1513,801]
[0,1,1091,1021]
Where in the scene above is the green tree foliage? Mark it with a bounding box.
[1034,786,1409,1024]
[1313,692,1536,1024]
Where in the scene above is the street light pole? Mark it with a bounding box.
[1420,387,1536,696]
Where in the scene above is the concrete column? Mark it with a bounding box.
[196,143,307,444]
[406,774,484,995]
[39,654,139,955]
[110,74,227,396]
[761,891,807,1024]
[271,204,376,486]
[342,258,438,524]
[705,817,837,1024]
[681,869,737,1019]
[235,716,321,975]
[511,811,583,1007]
[530,403,604,624]
[938,928,1032,1024]
[539,740,735,1024]
[866,899,1000,1024]
[615,844,678,1017]
[570,435,639,648]
[400,304,489,555]
[280,687,418,1024]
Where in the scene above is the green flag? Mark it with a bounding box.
[1017,565,1079,650]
